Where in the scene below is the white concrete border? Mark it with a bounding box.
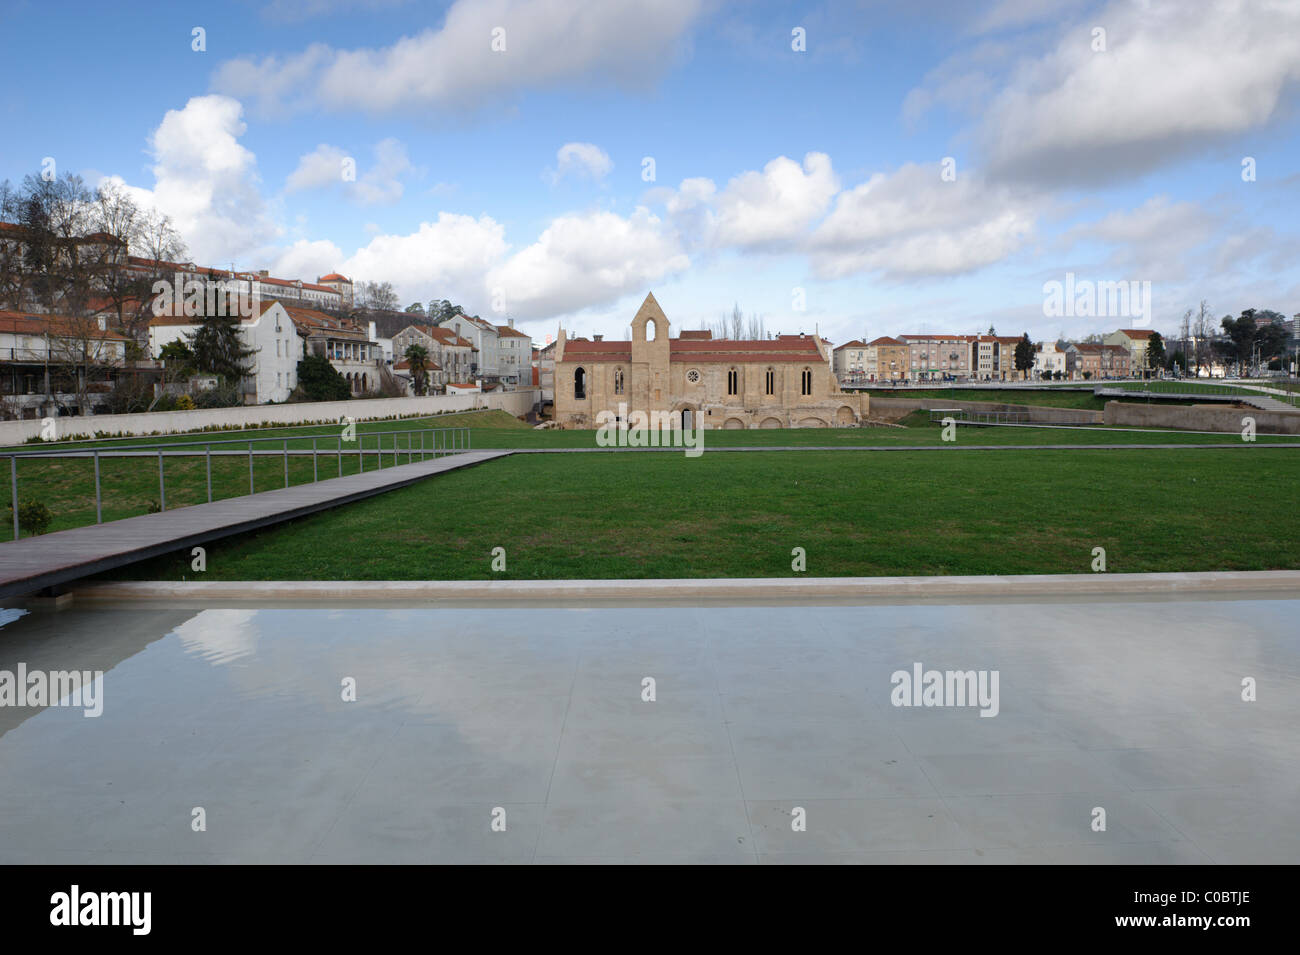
[70,570,1300,603]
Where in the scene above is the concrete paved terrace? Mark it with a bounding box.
[0,595,1295,863]
[0,450,509,598]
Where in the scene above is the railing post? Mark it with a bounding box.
[337,436,342,477]
[158,447,166,511]
[206,445,212,503]
[10,456,18,540]
[313,437,318,482]
[94,449,102,523]
[284,439,289,488]
[421,429,426,461]
[249,442,254,495]
[358,434,363,473]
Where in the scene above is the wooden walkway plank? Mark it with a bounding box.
[0,450,512,598]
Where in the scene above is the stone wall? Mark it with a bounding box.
[867,396,1102,424]
[1,389,541,445]
[1104,401,1300,434]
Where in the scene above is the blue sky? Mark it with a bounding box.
[3,0,1298,347]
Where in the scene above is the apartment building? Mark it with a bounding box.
[864,336,908,381]
[439,314,500,380]
[392,324,476,392]
[496,321,531,387]
[282,305,382,394]
[1,310,132,417]
[1067,342,1132,379]
[1104,328,1156,373]
[832,340,868,380]
[898,334,975,380]
[149,300,303,404]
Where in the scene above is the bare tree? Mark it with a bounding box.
[15,173,96,315]
[357,280,399,313]
[0,179,25,310]
[1192,299,1213,376]
[44,313,124,415]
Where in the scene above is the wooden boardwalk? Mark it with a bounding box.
[0,450,512,599]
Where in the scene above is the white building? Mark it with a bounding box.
[496,321,531,387]
[1033,341,1067,379]
[148,300,303,404]
[442,314,500,380]
[832,340,867,380]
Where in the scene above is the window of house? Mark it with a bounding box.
[574,367,586,400]
[727,368,738,395]
[614,367,624,395]
[801,368,812,395]
[765,367,774,395]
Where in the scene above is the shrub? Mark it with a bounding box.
[194,383,243,409]
[296,356,350,402]
[174,394,196,411]
[103,377,155,415]
[8,499,52,536]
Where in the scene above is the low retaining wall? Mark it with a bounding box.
[2,389,540,444]
[1105,401,1300,434]
[868,396,1102,424]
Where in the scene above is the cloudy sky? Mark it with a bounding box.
[4,0,1299,345]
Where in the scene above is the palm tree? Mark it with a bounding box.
[404,344,430,396]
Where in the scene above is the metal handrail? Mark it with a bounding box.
[3,425,471,539]
[3,425,469,458]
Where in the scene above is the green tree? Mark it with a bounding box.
[158,339,194,371]
[295,355,350,402]
[404,302,426,315]
[1146,331,1166,371]
[404,344,430,396]
[186,314,257,382]
[1220,309,1289,374]
[1013,333,1035,379]
[428,299,464,324]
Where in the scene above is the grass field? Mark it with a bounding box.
[99,446,1300,581]
[1114,380,1300,406]
[6,409,1296,542]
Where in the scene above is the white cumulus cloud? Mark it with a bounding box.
[103,95,279,265]
[548,142,613,183]
[214,0,705,115]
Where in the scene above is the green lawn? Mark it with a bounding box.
[6,410,1295,541]
[1115,380,1299,406]
[100,447,1300,581]
[1,408,529,453]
